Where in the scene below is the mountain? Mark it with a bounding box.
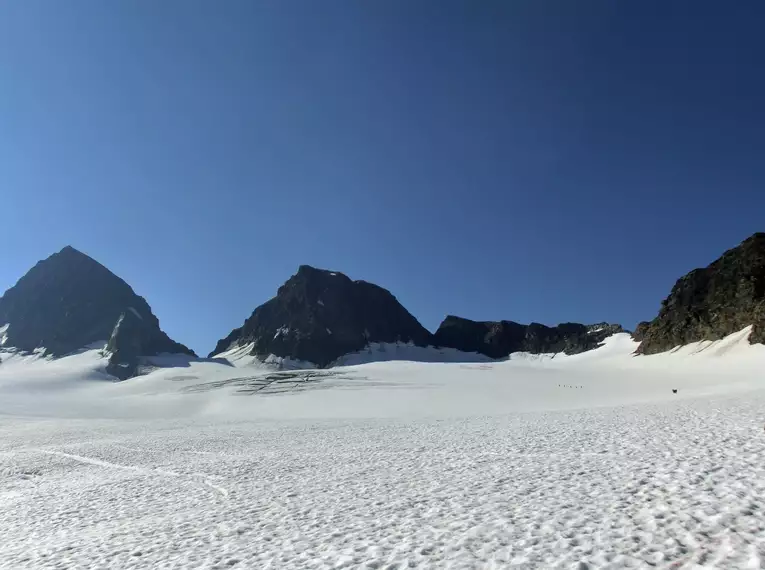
[636,232,765,354]
[0,246,194,378]
[212,264,626,366]
[210,265,433,366]
[433,316,624,358]
[2,232,761,378]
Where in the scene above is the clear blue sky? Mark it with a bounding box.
[1,1,764,355]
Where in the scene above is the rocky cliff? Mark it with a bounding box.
[0,246,194,377]
[433,316,624,358]
[636,232,765,354]
[210,265,433,366]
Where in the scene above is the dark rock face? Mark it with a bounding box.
[433,317,525,359]
[434,316,623,358]
[632,321,651,342]
[0,246,194,374]
[105,310,151,380]
[210,265,433,366]
[636,233,765,354]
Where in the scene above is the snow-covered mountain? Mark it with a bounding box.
[3,232,765,379]
[0,246,194,379]
[3,237,765,568]
[210,264,627,368]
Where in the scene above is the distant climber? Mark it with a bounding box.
[672,389,678,394]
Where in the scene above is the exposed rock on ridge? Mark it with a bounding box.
[636,232,765,354]
[0,246,194,377]
[631,321,651,343]
[210,265,433,367]
[433,316,624,358]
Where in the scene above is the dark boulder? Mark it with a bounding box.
[636,232,765,354]
[433,316,623,358]
[0,246,194,376]
[210,265,433,366]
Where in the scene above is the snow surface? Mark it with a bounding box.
[2,330,765,568]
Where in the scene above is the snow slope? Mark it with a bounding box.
[1,330,765,568]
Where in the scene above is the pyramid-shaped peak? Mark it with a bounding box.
[0,247,194,361]
[51,245,102,264]
[58,244,87,256]
[211,265,432,364]
[28,246,106,274]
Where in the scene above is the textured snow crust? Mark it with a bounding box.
[1,330,765,569]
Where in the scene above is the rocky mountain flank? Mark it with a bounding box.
[636,232,765,354]
[0,246,194,379]
[433,316,624,358]
[213,265,624,366]
[211,265,432,366]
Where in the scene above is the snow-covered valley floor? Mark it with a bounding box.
[2,332,765,569]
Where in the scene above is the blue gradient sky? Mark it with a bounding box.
[2,1,764,354]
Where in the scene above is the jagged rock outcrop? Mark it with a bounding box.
[210,265,433,366]
[632,321,651,342]
[636,232,765,354]
[0,246,194,377]
[433,316,623,358]
[105,310,151,380]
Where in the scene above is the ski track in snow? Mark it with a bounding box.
[1,393,765,569]
[34,449,230,499]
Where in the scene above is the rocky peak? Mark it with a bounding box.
[0,246,194,373]
[434,316,623,358]
[636,232,765,354]
[210,265,433,366]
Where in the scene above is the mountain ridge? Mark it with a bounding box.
[433,316,625,359]
[211,264,627,366]
[2,232,764,375]
[636,232,765,354]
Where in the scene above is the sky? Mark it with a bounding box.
[1,1,764,356]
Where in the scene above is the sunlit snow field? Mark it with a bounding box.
[1,330,765,569]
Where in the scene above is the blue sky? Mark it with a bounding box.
[1,1,764,355]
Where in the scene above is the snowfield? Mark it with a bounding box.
[1,331,765,569]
